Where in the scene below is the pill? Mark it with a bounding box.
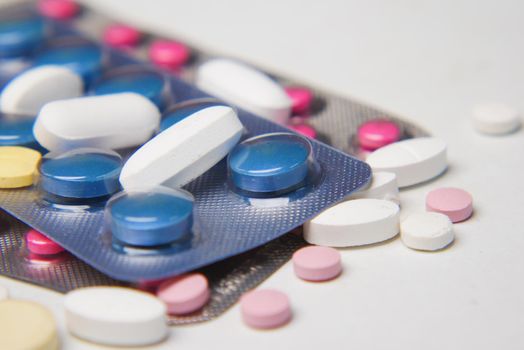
[149,39,190,70]
[103,24,141,49]
[40,149,122,199]
[0,16,45,58]
[471,103,521,135]
[426,187,473,223]
[288,122,317,139]
[0,66,83,116]
[91,67,167,107]
[285,86,313,114]
[240,289,291,329]
[64,287,168,346]
[26,229,65,255]
[304,198,400,247]
[34,93,161,152]
[366,137,447,188]
[0,285,7,300]
[357,119,401,150]
[0,115,38,148]
[0,300,59,350]
[292,246,342,281]
[159,99,224,132]
[348,171,399,204]
[157,273,210,315]
[108,187,194,246]
[196,58,292,123]
[0,146,41,188]
[401,212,454,251]
[38,0,79,20]
[120,105,243,189]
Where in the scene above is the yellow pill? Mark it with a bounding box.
[0,300,59,350]
[0,146,41,188]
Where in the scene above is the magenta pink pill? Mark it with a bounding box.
[292,246,342,281]
[38,0,79,20]
[149,40,190,70]
[289,122,317,139]
[285,87,313,115]
[426,187,473,223]
[157,273,210,315]
[240,289,291,329]
[103,24,141,49]
[25,229,64,256]
[357,119,401,150]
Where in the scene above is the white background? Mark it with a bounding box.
[1,0,524,349]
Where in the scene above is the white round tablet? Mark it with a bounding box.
[348,171,399,204]
[120,105,243,190]
[34,93,161,152]
[0,66,83,116]
[472,103,521,135]
[304,198,400,247]
[401,212,454,251]
[64,287,168,347]
[366,137,447,188]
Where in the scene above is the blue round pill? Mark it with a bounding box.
[0,16,45,58]
[108,188,194,247]
[39,149,122,198]
[0,115,37,148]
[160,99,224,132]
[228,133,312,195]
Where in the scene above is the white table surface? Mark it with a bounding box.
[1,0,524,349]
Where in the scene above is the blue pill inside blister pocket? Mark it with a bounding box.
[39,149,122,199]
[0,16,45,58]
[160,98,225,131]
[0,114,38,148]
[228,132,313,196]
[107,187,194,247]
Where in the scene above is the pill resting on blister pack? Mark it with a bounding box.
[196,58,292,123]
[26,228,65,256]
[0,15,45,58]
[120,105,243,189]
[401,212,454,251]
[34,93,161,152]
[357,119,401,150]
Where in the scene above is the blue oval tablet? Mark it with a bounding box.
[0,16,45,58]
[0,115,37,148]
[160,100,223,132]
[108,189,194,247]
[40,149,122,198]
[228,133,312,194]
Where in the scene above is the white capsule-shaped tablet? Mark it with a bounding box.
[64,287,168,347]
[0,66,83,116]
[304,198,400,247]
[34,93,161,152]
[401,212,454,251]
[120,105,243,190]
[196,58,292,123]
[366,137,447,188]
[471,103,521,135]
[348,171,399,204]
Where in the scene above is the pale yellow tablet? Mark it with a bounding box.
[0,146,41,188]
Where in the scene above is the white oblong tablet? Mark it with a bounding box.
[196,58,292,124]
[120,105,243,189]
[348,171,399,204]
[472,103,521,135]
[366,137,447,188]
[401,212,454,251]
[64,287,168,347]
[34,93,161,152]
[0,66,83,116]
[304,198,400,247]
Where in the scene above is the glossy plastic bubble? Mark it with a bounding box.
[0,14,45,58]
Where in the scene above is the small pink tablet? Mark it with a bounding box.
[357,119,401,150]
[149,40,190,71]
[292,246,342,281]
[38,0,79,20]
[240,289,291,329]
[426,187,473,223]
[25,229,64,256]
[103,24,141,49]
[288,122,317,139]
[156,273,210,315]
[285,87,313,115]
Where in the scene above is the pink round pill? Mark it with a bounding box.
[38,0,79,20]
[240,289,291,329]
[103,24,141,49]
[149,40,190,70]
[289,122,317,139]
[426,187,473,223]
[357,119,401,150]
[285,87,313,115]
[292,246,342,281]
[156,273,210,315]
[25,229,64,256]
